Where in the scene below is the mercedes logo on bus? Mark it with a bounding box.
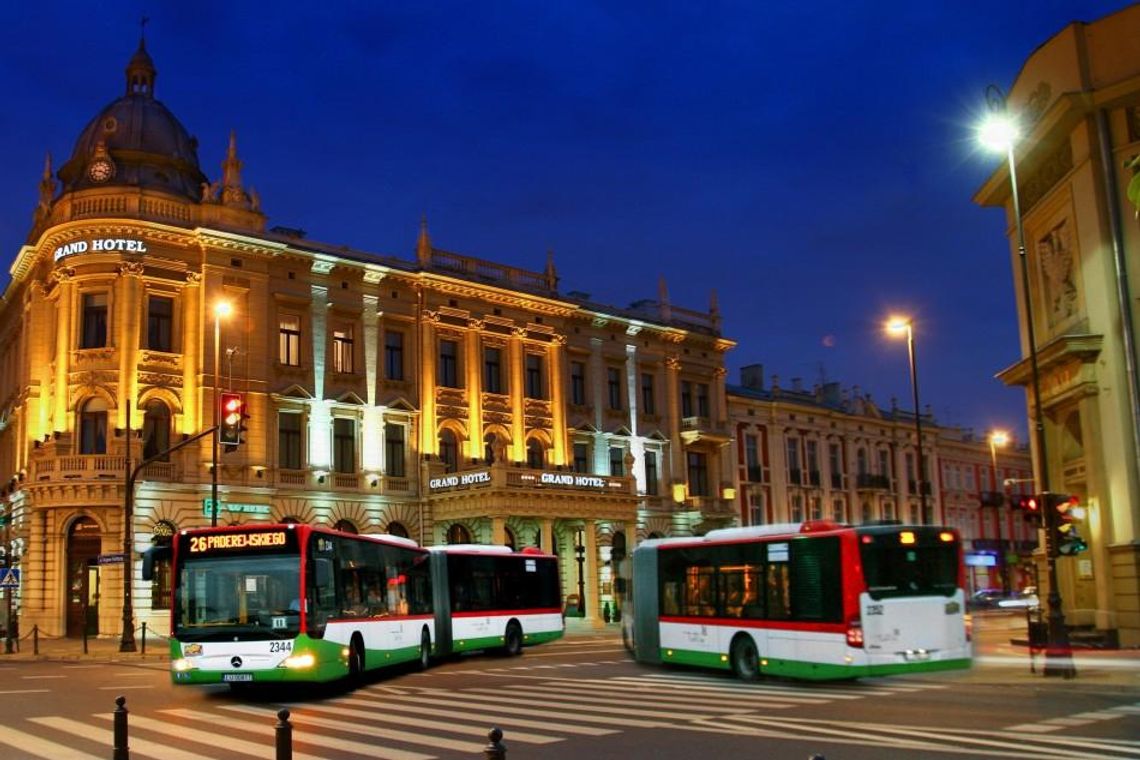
[231,656,243,668]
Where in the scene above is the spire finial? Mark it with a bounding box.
[35,152,55,219]
[125,28,157,97]
[220,130,250,208]
[545,248,558,291]
[416,214,432,266]
[140,15,149,43]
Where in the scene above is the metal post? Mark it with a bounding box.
[905,323,928,520]
[989,439,1008,594]
[113,695,129,760]
[33,623,38,655]
[275,708,292,760]
[4,506,12,655]
[1004,137,1074,678]
[140,621,146,655]
[483,727,506,760]
[211,314,221,527]
[120,400,136,652]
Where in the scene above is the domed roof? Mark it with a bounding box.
[56,40,208,201]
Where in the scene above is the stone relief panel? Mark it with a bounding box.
[1036,218,1081,330]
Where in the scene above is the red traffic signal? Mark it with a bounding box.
[1014,494,1041,523]
[220,392,245,446]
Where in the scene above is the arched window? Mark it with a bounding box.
[79,397,108,454]
[281,516,301,525]
[612,531,627,565]
[526,439,544,469]
[386,521,409,538]
[447,523,471,544]
[333,519,358,534]
[484,433,498,465]
[439,430,459,473]
[142,400,172,461]
[504,526,516,551]
[647,531,664,540]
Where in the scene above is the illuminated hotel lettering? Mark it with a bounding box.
[188,531,287,553]
[539,472,607,489]
[53,238,148,261]
[429,470,492,491]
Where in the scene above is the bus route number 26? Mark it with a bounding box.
[269,640,293,653]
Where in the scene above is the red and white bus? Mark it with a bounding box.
[623,521,971,680]
[160,524,562,686]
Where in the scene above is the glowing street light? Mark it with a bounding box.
[885,315,928,520]
[977,84,1073,678]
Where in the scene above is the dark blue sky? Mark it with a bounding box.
[0,1,1128,441]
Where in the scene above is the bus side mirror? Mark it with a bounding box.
[141,545,171,582]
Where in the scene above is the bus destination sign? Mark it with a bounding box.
[187,531,290,554]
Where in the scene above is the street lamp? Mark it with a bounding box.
[988,429,1010,593]
[978,85,1074,678]
[211,300,232,527]
[885,315,928,521]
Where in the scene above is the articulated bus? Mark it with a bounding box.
[623,521,971,681]
[161,524,563,686]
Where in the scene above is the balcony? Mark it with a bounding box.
[679,416,731,446]
[856,473,891,490]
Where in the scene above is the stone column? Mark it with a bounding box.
[540,517,554,554]
[117,262,144,431]
[548,336,567,466]
[181,273,202,433]
[465,321,483,460]
[584,522,600,624]
[491,515,507,546]
[418,308,438,455]
[509,327,526,462]
[51,271,75,434]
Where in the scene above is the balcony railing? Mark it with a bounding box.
[856,473,891,490]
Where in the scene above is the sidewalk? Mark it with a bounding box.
[0,628,171,663]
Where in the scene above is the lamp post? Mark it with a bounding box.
[978,85,1074,678]
[988,429,1010,593]
[886,316,928,520]
[211,301,232,527]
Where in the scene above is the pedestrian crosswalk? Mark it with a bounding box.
[0,674,1136,759]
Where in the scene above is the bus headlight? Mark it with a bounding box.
[172,658,195,672]
[282,652,316,669]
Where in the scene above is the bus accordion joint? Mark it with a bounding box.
[845,618,864,648]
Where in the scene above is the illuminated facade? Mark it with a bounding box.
[975,5,1140,646]
[727,365,1033,593]
[0,42,735,638]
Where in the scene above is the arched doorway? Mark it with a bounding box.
[386,521,409,539]
[333,519,358,534]
[446,523,471,544]
[66,517,102,638]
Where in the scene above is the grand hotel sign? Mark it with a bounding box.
[428,468,623,493]
[54,238,148,261]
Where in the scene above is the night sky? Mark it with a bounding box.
[0,1,1129,442]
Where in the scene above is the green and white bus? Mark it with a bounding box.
[162,523,562,686]
[623,520,971,680]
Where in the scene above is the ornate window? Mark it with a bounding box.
[279,315,301,366]
[79,397,108,454]
[81,292,108,349]
[142,400,171,461]
[146,295,173,352]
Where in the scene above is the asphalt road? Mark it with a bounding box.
[0,621,1137,759]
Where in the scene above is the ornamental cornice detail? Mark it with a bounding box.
[185,271,203,286]
[119,261,146,278]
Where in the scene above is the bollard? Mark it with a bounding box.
[275,708,292,760]
[113,695,129,760]
[82,626,88,655]
[140,622,147,655]
[32,624,38,655]
[483,727,506,760]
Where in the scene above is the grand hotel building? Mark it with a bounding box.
[0,42,736,638]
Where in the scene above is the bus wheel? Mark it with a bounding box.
[419,629,432,670]
[730,635,760,681]
[504,622,523,656]
[621,624,634,654]
[348,636,365,683]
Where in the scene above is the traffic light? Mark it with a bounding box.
[1014,494,1041,523]
[219,392,245,447]
[1045,492,1088,556]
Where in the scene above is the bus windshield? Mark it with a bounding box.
[859,533,959,600]
[175,554,300,641]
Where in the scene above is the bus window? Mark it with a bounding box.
[860,532,959,600]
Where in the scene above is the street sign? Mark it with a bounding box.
[96,553,125,565]
[0,569,19,588]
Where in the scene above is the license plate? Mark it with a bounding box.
[222,674,253,682]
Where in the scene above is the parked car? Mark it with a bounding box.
[997,588,1040,609]
[968,588,1007,610]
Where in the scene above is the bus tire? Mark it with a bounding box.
[419,628,432,670]
[348,634,365,683]
[621,624,634,655]
[504,621,523,656]
[730,634,760,681]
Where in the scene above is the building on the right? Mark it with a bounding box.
[974,4,1140,647]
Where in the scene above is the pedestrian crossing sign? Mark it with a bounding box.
[0,569,19,588]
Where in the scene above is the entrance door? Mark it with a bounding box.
[66,517,102,638]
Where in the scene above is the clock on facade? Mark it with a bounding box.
[87,159,115,182]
